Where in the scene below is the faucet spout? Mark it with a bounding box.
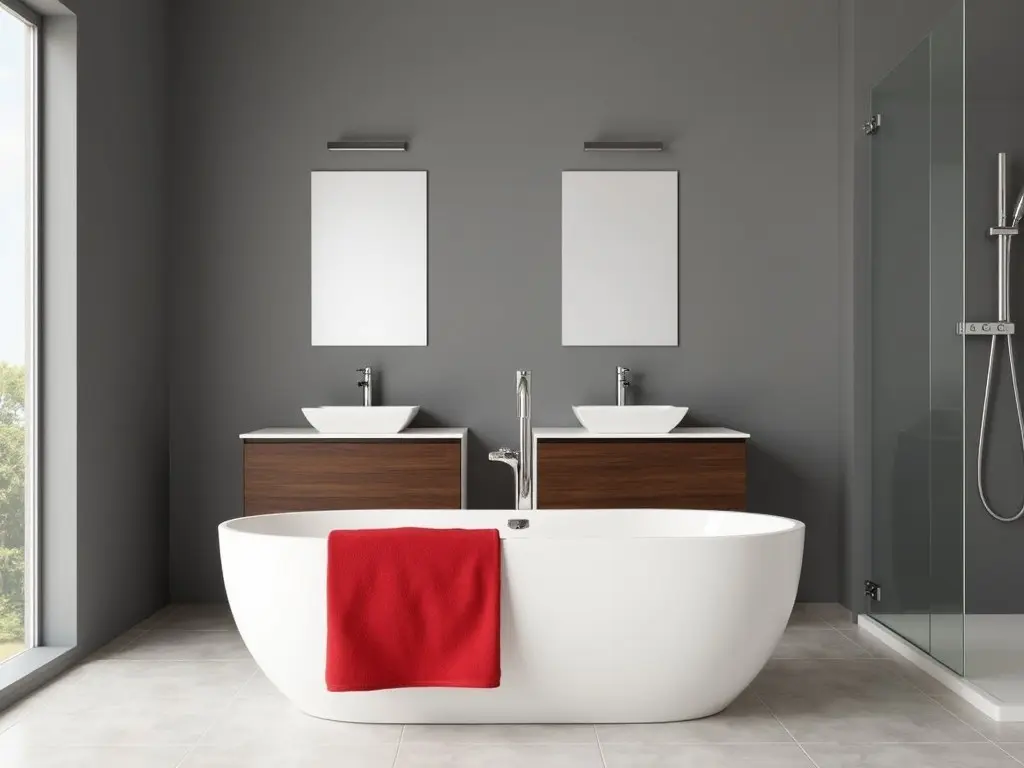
[516,370,532,508]
[357,367,373,407]
[616,366,631,406]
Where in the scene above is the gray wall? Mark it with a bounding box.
[963,1,1024,614]
[64,0,170,652]
[168,0,843,602]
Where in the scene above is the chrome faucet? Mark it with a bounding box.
[357,367,373,407]
[488,370,533,510]
[617,366,631,406]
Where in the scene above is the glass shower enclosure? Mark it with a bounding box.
[868,0,1024,705]
[868,3,964,675]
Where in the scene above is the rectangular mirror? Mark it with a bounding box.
[311,170,427,346]
[561,170,678,346]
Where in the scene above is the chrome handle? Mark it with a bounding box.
[356,367,373,406]
[489,447,519,461]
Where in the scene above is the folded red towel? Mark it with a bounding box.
[325,527,501,692]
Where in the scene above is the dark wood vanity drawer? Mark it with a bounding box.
[243,440,462,515]
[536,439,746,510]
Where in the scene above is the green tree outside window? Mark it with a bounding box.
[0,362,25,646]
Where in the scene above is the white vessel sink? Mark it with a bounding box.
[301,406,419,434]
[572,405,689,434]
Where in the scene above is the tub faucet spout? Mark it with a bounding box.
[517,370,532,508]
[488,370,533,510]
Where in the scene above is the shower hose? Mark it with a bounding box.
[977,330,1024,522]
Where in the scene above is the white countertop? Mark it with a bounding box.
[533,427,750,440]
[240,427,468,440]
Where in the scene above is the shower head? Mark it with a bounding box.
[1014,187,1024,228]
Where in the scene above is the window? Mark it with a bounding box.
[0,0,38,665]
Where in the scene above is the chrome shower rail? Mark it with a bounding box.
[975,152,1024,523]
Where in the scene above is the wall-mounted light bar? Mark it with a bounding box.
[583,141,664,152]
[327,140,409,152]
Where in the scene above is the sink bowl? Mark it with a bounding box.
[301,406,419,434]
[572,405,688,434]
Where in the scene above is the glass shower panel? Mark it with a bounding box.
[927,5,965,675]
[869,37,934,653]
[869,4,965,671]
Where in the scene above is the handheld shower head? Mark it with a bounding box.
[1013,187,1024,228]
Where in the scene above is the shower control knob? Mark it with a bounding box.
[957,322,1015,336]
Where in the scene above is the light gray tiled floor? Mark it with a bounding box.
[0,603,1021,767]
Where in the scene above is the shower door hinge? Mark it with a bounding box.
[863,114,882,135]
[864,580,882,602]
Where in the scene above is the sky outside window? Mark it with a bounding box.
[0,4,27,367]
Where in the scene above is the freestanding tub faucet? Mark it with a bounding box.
[617,366,631,406]
[357,367,373,407]
[488,370,533,510]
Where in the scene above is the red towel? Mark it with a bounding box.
[325,527,501,692]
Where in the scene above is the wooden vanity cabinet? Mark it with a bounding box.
[242,434,465,515]
[536,436,747,511]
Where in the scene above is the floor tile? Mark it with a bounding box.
[596,693,792,744]
[765,696,983,743]
[117,630,251,661]
[787,606,832,629]
[135,605,178,630]
[404,723,597,744]
[789,604,854,630]
[932,694,1024,742]
[0,702,30,739]
[7,602,1024,764]
[890,663,961,697]
[828,631,959,697]
[753,660,930,701]
[23,660,255,711]
[999,743,1024,761]
[836,627,890,658]
[0,743,189,768]
[393,742,604,767]
[200,695,402,747]
[179,743,399,767]
[804,743,1020,767]
[88,628,150,660]
[600,743,815,766]
[143,604,238,631]
[234,669,283,699]
[0,698,227,746]
[772,628,871,660]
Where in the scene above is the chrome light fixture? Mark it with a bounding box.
[327,139,408,152]
[583,140,664,152]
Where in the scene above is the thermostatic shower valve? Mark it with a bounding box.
[958,322,1015,336]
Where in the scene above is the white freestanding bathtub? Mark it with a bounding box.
[219,508,804,724]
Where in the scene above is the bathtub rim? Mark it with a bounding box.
[218,508,805,542]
